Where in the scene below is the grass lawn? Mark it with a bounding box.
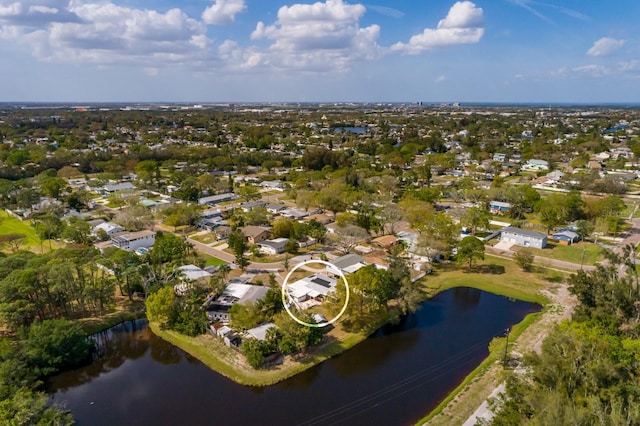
[199,253,228,267]
[190,233,218,244]
[424,256,549,305]
[514,241,603,266]
[0,211,42,247]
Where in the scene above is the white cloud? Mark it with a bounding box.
[435,75,446,83]
[0,0,81,26]
[4,2,214,68]
[202,0,246,25]
[587,37,625,57]
[250,0,382,71]
[391,1,484,54]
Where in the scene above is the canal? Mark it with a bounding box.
[48,287,541,425]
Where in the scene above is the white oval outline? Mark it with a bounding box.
[281,259,350,328]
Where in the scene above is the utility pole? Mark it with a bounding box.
[502,327,510,367]
[580,246,586,270]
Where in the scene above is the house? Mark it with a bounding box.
[205,283,270,322]
[241,200,267,212]
[521,159,549,172]
[240,226,271,244]
[500,227,547,249]
[489,201,511,215]
[587,160,603,170]
[92,221,124,236]
[260,180,285,191]
[286,273,337,304]
[281,208,310,220]
[111,230,156,251]
[266,203,287,214]
[103,182,136,194]
[214,226,232,240]
[372,235,399,250]
[198,193,236,206]
[363,251,391,270]
[177,264,212,282]
[246,323,277,341]
[493,153,507,162]
[258,238,289,255]
[329,253,366,276]
[553,230,580,245]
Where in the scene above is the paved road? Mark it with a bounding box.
[485,246,597,272]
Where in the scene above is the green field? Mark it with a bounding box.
[199,253,228,267]
[0,211,42,247]
[424,256,551,305]
[514,241,603,266]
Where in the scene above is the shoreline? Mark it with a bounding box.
[145,263,549,389]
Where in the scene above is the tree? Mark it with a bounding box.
[238,184,261,201]
[145,286,176,325]
[539,204,564,234]
[39,177,68,200]
[378,204,403,235]
[135,160,159,186]
[332,225,369,255]
[241,338,266,368]
[152,232,188,264]
[228,230,249,270]
[461,206,490,235]
[575,219,594,241]
[456,236,485,269]
[22,319,92,376]
[0,233,26,253]
[513,248,534,272]
[318,183,347,217]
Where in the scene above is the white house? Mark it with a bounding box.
[521,159,549,172]
[111,230,156,252]
[500,227,547,249]
[286,274,337,304]
[258,238,289,255]
[92,221,124,236]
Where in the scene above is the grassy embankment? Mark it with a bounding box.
[417,256,567,425]
[0,210,62,251]
[149,321,380,386]
[150,255,554,390]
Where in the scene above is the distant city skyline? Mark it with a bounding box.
[0,0,638,103]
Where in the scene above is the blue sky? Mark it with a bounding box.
[0,0,638,102]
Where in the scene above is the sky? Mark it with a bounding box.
[0,0,639,103]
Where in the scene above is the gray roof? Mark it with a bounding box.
[553,230,579,239]
[331,253,365,270]
[104,182,136,192]
[501,227,546,239]
[246,323,277,341]
[198,193,235,205]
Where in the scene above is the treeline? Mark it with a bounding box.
[0,248,116,331]
[0,318,93,425]
[489,247,640,424]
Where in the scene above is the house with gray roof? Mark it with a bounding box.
[500,227,547,249]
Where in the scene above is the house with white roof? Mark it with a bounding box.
[285,274,337,305]
[92,221,124,236]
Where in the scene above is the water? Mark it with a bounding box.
[48,288,540,426]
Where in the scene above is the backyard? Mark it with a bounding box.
[512,241,603,266]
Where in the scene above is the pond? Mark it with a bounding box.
[48,287,540,426]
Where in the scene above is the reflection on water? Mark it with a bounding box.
[452,286,482,310]
[48,288,540,426]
